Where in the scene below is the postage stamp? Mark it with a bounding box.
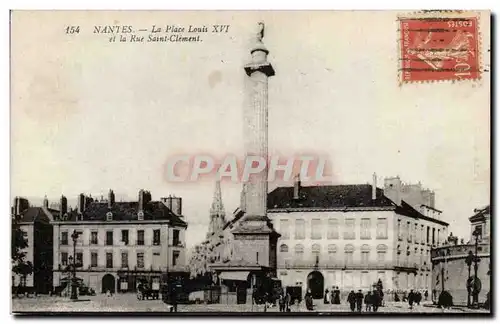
[399,15,480,83]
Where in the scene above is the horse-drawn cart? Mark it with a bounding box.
[136,278,161,300]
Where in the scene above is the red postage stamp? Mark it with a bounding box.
[399,16,480,83]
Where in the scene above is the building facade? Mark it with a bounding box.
[11,197,55,294]
[267,175,449,299]
[431,205,491,306]
[51,190,188,294]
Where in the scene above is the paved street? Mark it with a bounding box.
[11,294,490,314]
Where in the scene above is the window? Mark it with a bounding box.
[344,219,355,240]
[344,271,353,288]
[361,251,370,265]
[90,252,98,267]
[344,245,354,265]
[432,228,435,245]
[153,251,161,267]
[172,229,180,246]
[121,230,129,245]
[294,244,304,261]
[295,219,305,239]
[153,229,161,245]
[396,250,401,266]
[328,245,337,262]
[397,220,402,241]
[421,225,425,244]
[414,223,419,243]
[327,219,339,239]
[377,251,386,263]
[106,252,113,268]
[61,252,68,266]
[76,252,83,266]
[426,226,430,244]
[280,244,288,253]
[361,271,370,288]
[106,231,113,246]
[279,219,290,239]
[311,219,322,239]
[360,218,371,239]
[90,231,98,245]
[172,251,180,267]
[407,221,412,242]
[376,218,388,239]
[106,212,112,221]
[437,229,441,245]
[420,249,424,264]
[137,230,145,245]
[137,252,144,268]
[121,252,128,268]
[61,232,68,245]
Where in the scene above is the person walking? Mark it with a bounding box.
[334,287,341,304]
[408,289,415,310]
[424,290,429,301]
[347,290,356,312]
[324,289,330,304]
[305,289,314,311]
[364,291,372,312]
[285,291,292,312]
[355,290,364,312]
[278,292,286,312]
[372,289,380,312]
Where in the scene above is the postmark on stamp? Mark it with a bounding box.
[399,15,480,83]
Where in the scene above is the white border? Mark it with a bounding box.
[2,2,498,324]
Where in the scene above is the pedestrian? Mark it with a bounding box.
[305,289,314,311]
[424,290,429,301]
[372,289,380,312]
[285,290,292,312]
[330,288,335,304]
[408,289,415,310]
[324,289,330,304]
[416,291,422,306]
[364,291,372,312]
[355,290,364,312]
[347,290,356,312]
[278,292,286,312]
[333,287,341,304]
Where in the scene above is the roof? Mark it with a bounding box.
[16,207,57,224]
[56,201,187,227]
[469,205,490,223]
[267,184,395,210]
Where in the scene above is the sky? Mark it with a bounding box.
[11,11,490,249]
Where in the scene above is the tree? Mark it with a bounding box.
[11,214,33,290]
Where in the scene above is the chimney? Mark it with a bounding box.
[171,196,182,217]
[78,194,85,214]
[293,174,301,200]
[372,173,377,200]
[43,195,49,208]
[14,197,20,215]
[383,176,402,205]
[138,189,145,212]
[108,189,115,208]
[60,195,68,216]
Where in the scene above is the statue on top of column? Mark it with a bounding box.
[256,21,265,42]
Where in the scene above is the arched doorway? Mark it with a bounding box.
[307,271,324,299]
[102,274,115,294]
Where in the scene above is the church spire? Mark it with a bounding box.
[207,180,226,238]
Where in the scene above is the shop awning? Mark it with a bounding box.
[219,271,250,281]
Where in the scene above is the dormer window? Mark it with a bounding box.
[106,211,113,221]
[138,211,144,221]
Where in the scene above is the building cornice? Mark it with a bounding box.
[267,206,396,213]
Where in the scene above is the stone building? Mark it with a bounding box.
[51,189,188,294]
[431,205,491,306]
[267,174,449,299]
[11,197,55,294]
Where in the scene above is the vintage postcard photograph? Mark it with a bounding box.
[10,10,491,315]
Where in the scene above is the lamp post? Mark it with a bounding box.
[471,228,481,308]
[465,251,474,307]
[70,230,80,300]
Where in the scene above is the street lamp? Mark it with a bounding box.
[465,251,474,307]
[70,230,80,301]
[471,228,481,308]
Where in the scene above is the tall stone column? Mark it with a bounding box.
[232,22,279,272]
[242,21,275,221]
